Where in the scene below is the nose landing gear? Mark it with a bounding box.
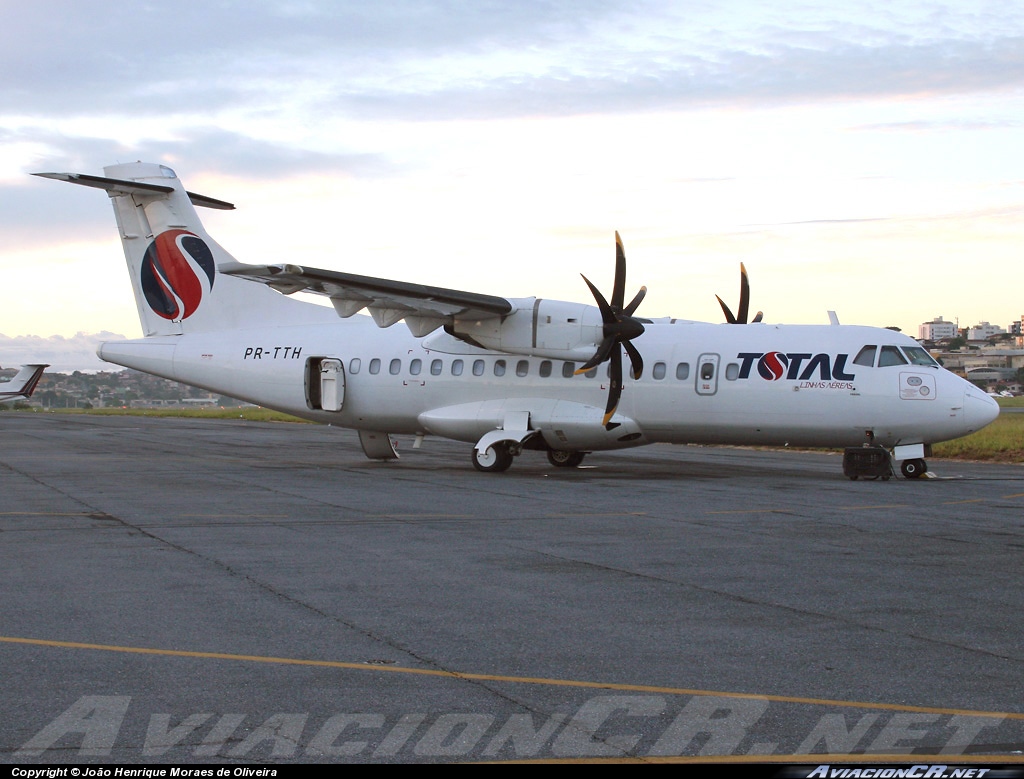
[900,458,928,479]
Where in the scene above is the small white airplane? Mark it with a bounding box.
[0,364,48,404]
[37,162,999,477]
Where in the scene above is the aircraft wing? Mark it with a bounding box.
[220,263,514,336]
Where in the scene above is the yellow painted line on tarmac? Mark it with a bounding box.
[705,509,793,515]
[0,511,288,518]
[2,635,1021,722]
[832,505,909,511]
[179,514,289,518]
[550,512,647,517]
[374,514,476,519]
[0,512,97,516]
[1001,492,1024,499]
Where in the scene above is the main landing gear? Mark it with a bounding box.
[547,449,586,468]
[471,443,588,472]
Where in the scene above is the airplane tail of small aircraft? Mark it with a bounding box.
[0,364,47,401]
[36,163,327,337]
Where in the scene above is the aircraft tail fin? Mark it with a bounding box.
[36,163,326,336]
[0,364,47,401]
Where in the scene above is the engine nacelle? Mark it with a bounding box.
[449,297,604,361]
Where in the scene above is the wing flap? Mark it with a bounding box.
[220,262,513,334]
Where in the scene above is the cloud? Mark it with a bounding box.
[3,2,1022,127]
[0,1,632,116]
[8,126,390,179]
[0,332,128,373]
[1,128,392,244]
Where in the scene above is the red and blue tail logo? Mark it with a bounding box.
[141,230,216,320]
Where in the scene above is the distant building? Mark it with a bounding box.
[966,367,1016,382]
[918,316,958,341]
[966,321,1006,341]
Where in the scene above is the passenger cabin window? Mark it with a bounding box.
[701,362,715,380]
[430,359,442,376]
[349,358,361,374]
[652,362,666,380]
[878,346,908,367]
[904,346,938,366]
[585,367,598,378]
[452,359,464,376]
[562,362,576,378]
[472,359,484,376]
[369,358,381,375]
[516,360,529,377]
[853,345,877,367]
[725,363,739,381]
[409,359,422,376]
[389,358,402,375]
[676,363,690,380]
[494,360,507,377]
[540,360,552,378]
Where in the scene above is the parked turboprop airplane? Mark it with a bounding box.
[0,364,47,404]
[37,162,999,476]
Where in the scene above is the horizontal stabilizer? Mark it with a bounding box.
[33,172,235,210]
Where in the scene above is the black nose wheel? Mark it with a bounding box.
[901,458,927,479]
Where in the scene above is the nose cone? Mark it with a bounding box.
[963,387,1000,432]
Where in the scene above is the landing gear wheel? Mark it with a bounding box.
[547,450,586,468]
[901,458,927,479]
[472,443,514,472]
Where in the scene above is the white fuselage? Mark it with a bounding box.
[98,314,998,452]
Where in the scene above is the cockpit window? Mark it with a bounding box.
[903,346,938,366]
[853,345,877,367]
[878,346,908,367]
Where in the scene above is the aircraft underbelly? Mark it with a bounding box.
[634,380,962,448]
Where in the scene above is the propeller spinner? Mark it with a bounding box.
[576,231,647,429]
[716,262,763,324]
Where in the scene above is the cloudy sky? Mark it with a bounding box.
[2,1,1022,371]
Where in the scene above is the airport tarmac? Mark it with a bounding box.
[2,413,1023,764]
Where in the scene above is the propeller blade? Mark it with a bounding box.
[612,231,626,309]
[716,294,737,324]
[737,262,750,325]
[581,274,614,324]
[717,263,760,324]
[575,336,615,374]
[752,311,763,323]
[624,285,647,316]
[602,347,623,428]
[623,339,644,380]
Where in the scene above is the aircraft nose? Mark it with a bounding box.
[962,386,1000,432]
